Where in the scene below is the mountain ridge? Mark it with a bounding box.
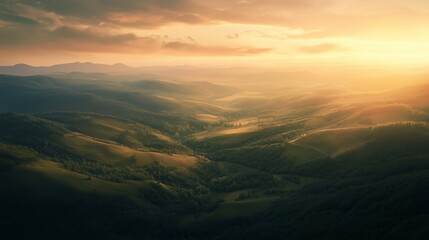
[0,62,135,75]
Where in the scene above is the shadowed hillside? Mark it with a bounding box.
[0,72,429,240]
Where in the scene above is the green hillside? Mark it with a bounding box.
[1,73,429,239]
[40,112,190,153]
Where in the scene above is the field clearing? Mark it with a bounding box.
[191,124,261,140]
[229,117,259,126]
[216,91,268,101]
[195,113,221,123]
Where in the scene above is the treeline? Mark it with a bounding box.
[209,143,292,174]
[195,162,277,192]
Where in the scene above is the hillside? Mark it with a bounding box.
[0,62,135,75]
[0,73,429,239]
[40,112,190,153]
[0,74,232,135]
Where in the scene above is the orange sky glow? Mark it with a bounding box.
[1,0,429,69]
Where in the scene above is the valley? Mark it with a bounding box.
[1,71,428,240]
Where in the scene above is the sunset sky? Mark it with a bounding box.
[1,0,429,67]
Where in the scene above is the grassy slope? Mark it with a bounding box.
[292,127,370,157]
[184,123,429,240]
[292,123,429,162]
[0,143,174,240]
[40,112,191,153]
[1,74,429,239]
[0,74,211,135]
[59,132,198,168]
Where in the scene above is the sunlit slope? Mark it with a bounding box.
[221,84,429,132]
[124,79,238,100]
[338,123,429,162]
[186,122,326,173]
[0,142,185,240]
[293,123,429,162]
[383,83,429,110]
[0,113,198,169]
[0,74,236,114]
[0,143,144,196]
[342,104,428,125]
[40,112,190,153]
[304,103,429,129]
[187,123,303,151]
[0,74,239,135]
[59,132,197,168]
[292,127,370,158]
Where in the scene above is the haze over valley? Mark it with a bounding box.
[1,0,429,239]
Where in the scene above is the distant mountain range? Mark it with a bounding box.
[0,62,135,75]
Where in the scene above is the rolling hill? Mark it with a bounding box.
[1,71,429,239]
[0,113,199,172]
[0,62,135,75]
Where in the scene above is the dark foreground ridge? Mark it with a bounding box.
[0,74,428,240]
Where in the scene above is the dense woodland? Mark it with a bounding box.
[0,74,429,239]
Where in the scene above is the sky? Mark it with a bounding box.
[1,0,429,67]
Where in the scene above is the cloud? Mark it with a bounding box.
[3,1,429,37]
[0,12,38,25]
[13,0,210,28]
[52,27,138,44]
[1,0,428,59]
[0,0,275,56]
[226,34,240,40]
[0,24,136,46]
[0,0,400,30]
[0,23,271,56]
[162,41,271,55]
[298,43,344,54]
